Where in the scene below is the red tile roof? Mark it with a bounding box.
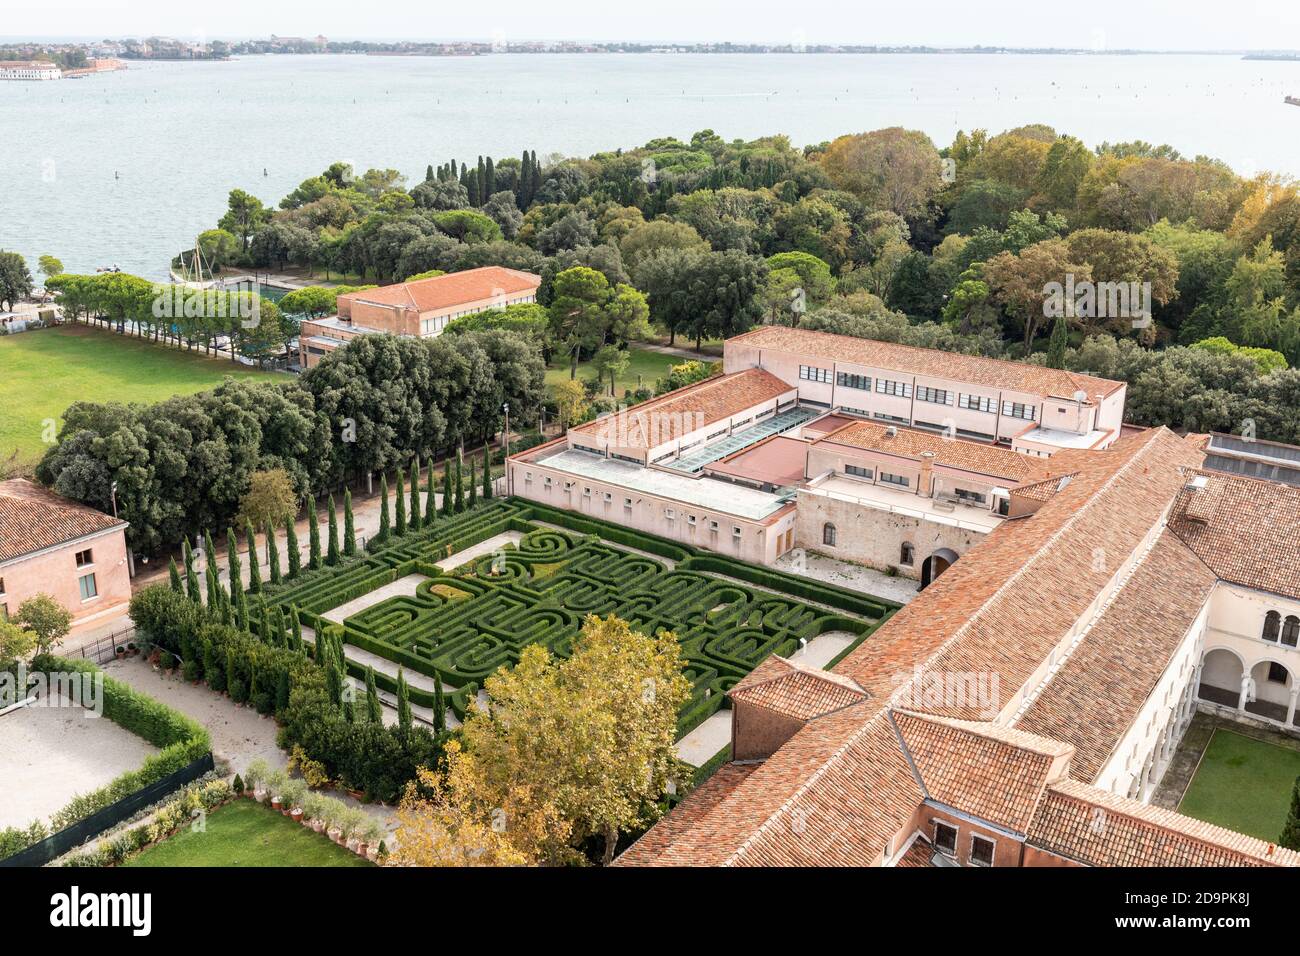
[1168,470,1300,601]
[615,762,760,867]
[814,420,1049,483]
[0,479,125,564]
[730,655,868,721]
[729,326,1125,402]
[1027,778,1300,867]
[1014,532,1217,783]
[340,266,539,313]
[570,368,793,450]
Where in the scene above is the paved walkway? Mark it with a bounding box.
[322,575,431,624]
[675,711,732,767]
[774,549,919,606]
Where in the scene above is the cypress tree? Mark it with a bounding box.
[205,562,218,610]
[453,459,464,513]
[285,512,301,578]
[226,527,242,596]
[425,463,437,524]
[378,474,391,542]
[326,661,342,709]
[245,521,262,594]
[529,150,541,204]
[1046,314,1068,369]
[327,494,340,565]
[485,156,495,195]
[259,602,273,643]
[168,558,182,593]
[202,640,220,691]
[275,668,290,714]
[365,666,382,724]
[433,671,447,733]
[1282,776,1300,850]
[396,667,412,734]
[203,530,217,578]
[468,463,478,508]
[266,522,281,584]
[307,499,322,570]
[482,445,493,499]
[289,604,303,652]
[441,466,453,516]
[343,489,356,557]
[425,163,434,182]
[183,540,201,602]
[271,603,287,647]
[409,459,422,532]
[395,469,407,536]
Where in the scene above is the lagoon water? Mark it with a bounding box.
[2,52,1298,278]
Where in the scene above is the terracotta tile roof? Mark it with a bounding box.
[0,479,125,564]
[730,655,868,721]
[615,762,759,866]
[340,266,539,313]
[570,368,793,450]
[893,711,1068,833]
[1014,532,1217,783]
[1009,473,1078,503]
[729,326,1125,402]
[814,420,1048,483]
[1168,471,1300,601]
[835,427,1206,716]
[894,833,934,867]
[1027,778,1300,867]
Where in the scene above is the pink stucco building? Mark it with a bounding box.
[0,480,131,630]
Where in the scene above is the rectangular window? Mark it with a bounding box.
[0,577,5,596]
[75,548,94,568]
[835,371,871,391]
[78,572,98,601]
[799,365,832,384]
[664,508,676,520]
[933,821,958,856]
[879,472,910,488]
[845,464,874,480]
[953,488,987,505]
[732,527,742,538]
[1001,401,1038,422]
[970,834,996,867]
[875,379,912,399]
[959,394,997,414]
[914,386,954,406]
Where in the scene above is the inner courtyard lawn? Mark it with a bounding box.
[1177,729,1300,841]
[0,324,280,467]
[124,799,373,867]
[544,345,688,399]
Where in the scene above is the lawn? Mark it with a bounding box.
[1177,729,1300,841]
[544,344,691,399]
[0,324,280,467]
[124,799,373,867]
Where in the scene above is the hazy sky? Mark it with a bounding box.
[5,0,1299,50]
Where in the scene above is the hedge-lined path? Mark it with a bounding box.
[322,575,434,625]
[101,655,287,772]
[676,711,731,767]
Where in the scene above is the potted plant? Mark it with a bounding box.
[115,645,127,659]
[302,793,330,832]
[243,758,269,801]
[281,779,307,821]
[360,819,386,860]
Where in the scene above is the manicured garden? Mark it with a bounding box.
[258,498,898,735]
[124,799,372,868]
[1177,729,1300,841]
[543,344,681,398]
[0,324,278,464]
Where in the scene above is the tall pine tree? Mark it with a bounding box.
[245,520,262,593]
[326,494,340,565]
[378,474,391,542]
[395,469,407,536]
[425,466,437,524]
[226,527,242,596]
[266,523,281,585]
[343,489,357,557]
[409,459,422,532]
[441,466,453,517]
[307,499,322,570]
[285,513,301,578]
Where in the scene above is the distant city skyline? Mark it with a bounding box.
[3,0,1299,52]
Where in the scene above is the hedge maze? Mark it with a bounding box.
[258,499,897,734]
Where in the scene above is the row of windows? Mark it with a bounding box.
[1262,611,1300,647]
[958,393,998,414]
[879,472,910,488]
[914,385,954,406]
[836,372,871,391]
[799,365,833,384]
[875,379,911,398]
[933,820,995,866]
[1002,401,1038,422]
[522,472,747,540]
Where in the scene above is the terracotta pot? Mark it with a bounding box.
[357,842,369,857]
[290,808,304,822]
[327,827,342,844]
[253,788,267,803]
[310,819,324,833]
[271,798,283,811]
[366,847,379,862]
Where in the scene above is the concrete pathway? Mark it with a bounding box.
[433,531,523,572]
[322,575,431,624]
[675,710,732,767]
[773,548,918,606]
[792,630,857,669]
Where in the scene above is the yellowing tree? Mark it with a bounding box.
[464,614,691,865]
[392,741,570,867]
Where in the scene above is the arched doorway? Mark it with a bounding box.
[920,548,959,588]
[1198,647,1244,709]
[1246,658,1293,723]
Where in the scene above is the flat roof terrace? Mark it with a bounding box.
[705,435,808,488]
[805,474,1004,533]
[535,447,791,522]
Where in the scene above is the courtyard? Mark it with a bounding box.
[1161,716,1300,842]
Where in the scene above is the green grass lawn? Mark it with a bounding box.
[1177,729,1300,841]
[0,324,280,468]
[124,799,373,867]
[544,344,692,398]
